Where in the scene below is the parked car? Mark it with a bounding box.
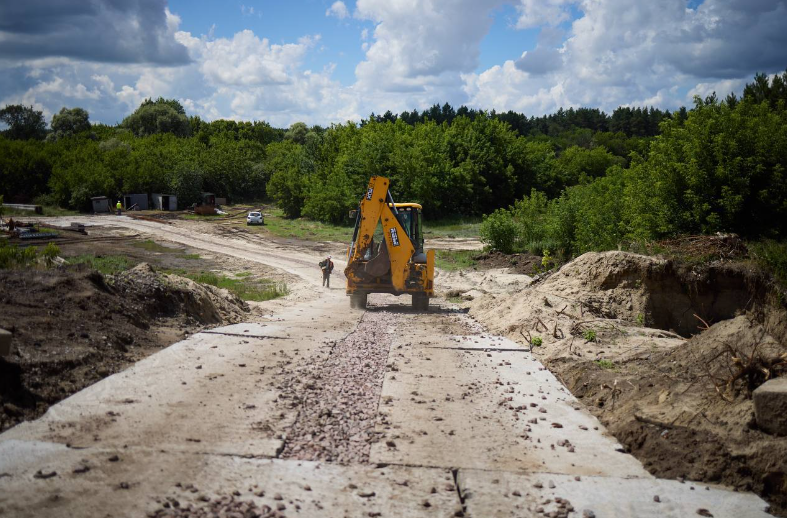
[247,211,264,225]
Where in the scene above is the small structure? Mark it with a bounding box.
[91,196,110,213]
[152,193,178,211]
[123,193,148,211]
[215,197,227,206]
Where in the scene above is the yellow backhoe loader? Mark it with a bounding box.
[345,176,435,310]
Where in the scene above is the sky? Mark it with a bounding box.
[1,0,786,128]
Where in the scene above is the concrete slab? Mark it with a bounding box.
[1,330,288,456]
[370,344,648,477]
[0,299,358,458]
[0,440,461,517]
[458,470,771,518]
[753,377,787,436]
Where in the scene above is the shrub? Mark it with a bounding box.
[583,329,597,342]
[480,208,518,254]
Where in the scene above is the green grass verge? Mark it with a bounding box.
[751,240,787,288]
[183,271,289,302]
[423,216,482,239]
[435,250,478,271]
[68,254,134,275]
[240,208,354,242]
[1,205,80,218]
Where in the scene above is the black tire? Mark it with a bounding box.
[350,292,367,309]
[412,293,429,311]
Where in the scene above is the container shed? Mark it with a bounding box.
[152,193,178,211]
[123,193,148,211]
[91,196,110,213]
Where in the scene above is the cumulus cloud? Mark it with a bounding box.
[326,1,350,19]
[354,0,503,97]
[0,0,190,65]
[3,0,787,127]
[466,0,787,115]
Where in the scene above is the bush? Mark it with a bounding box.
[751,240,787,287]
[480,208,519,254]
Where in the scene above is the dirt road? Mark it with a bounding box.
[0,216,772,517]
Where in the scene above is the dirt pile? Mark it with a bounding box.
[455,250,787,515]
[112,263,249,325]
[0,263,249,432]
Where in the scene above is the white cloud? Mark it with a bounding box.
[326,1,350,19]
[465,0,787,115]
[515,0,579,29]
[3,0,787,128]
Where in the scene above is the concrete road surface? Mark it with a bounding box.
[0,216,772,517]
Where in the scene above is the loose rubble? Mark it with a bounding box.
[280,311,396,463]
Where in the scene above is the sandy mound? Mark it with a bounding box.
[459,250,787,514]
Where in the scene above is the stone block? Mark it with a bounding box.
[0,329,11,357]
[753,377,787,436]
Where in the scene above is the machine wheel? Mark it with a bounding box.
[412,293,429,311]
[350,292,368,309]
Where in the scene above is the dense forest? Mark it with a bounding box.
[1,71,786,261]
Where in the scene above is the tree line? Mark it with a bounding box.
[1,71,785,258]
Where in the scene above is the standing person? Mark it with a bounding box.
[319,255,334,288]
[116,200,122,215]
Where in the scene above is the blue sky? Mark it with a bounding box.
[1,0,786,127]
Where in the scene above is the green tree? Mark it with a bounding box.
[50,107,91,140]
[0,105,47,140]
[266,141,308,217]
[121,97,190,138]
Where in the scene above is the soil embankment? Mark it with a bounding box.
[447,250,787,515]
[0,263,249,432]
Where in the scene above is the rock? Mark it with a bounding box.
[697,509,714,517]
[753,377,787,436]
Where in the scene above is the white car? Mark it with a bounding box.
[246,211,264,225]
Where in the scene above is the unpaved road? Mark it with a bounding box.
[0,216,771,517]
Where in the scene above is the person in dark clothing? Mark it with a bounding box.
[319,255,334,287]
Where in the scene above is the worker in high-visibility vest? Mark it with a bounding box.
[116,200,122,215]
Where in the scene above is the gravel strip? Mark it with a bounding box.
[280,311,396,463]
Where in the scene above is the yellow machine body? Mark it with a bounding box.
[344,176,434,309]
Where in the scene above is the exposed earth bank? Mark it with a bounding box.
[444,250,787,516]
[0,263,249,432]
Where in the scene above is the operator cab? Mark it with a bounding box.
[389,203,425,255]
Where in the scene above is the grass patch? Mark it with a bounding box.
[248,208,354,242]
[435,250,478,271]
[447,295,464,303]
[182,213,229,221]
[751,240,787,288]
[1,205,80,218]
[184,271,288,302]
[423,216,482,239]
[68,254,134,275]
[183,254,201,260]
[594,359,617,370]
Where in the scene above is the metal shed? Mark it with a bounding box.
[123,193,148,211]
[91,196,110,213]
[152,193,178,211]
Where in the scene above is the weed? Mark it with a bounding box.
[595,359,616,370]
[68,255,133,275]
[583,329,597,342]
[447,295,463,303]
[41,243,60,266]
[531,336,543,348]
[636,313,645,326]
[183,254,201,260]
[185,271,288,302]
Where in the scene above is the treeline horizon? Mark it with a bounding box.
[1,70,786,259]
